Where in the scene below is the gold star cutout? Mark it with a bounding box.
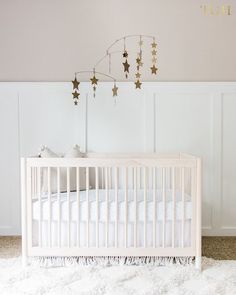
[90,75,98,85]
[135,72,141,79]
[72,91,80,99]
[135,80,142,89]
[150,65,158,74]
[152,49,157,56]
[123,59,130,73]
[151,42,157,48]
[123,50,128,58]
[72,77,80,89]
[152,57,157,63]
[74,100,78,106]
[112,84,118,96]
[136,57,141,64]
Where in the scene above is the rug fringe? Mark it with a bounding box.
[32,256,194,267]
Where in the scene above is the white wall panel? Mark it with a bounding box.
[0,86,20,235]
[87,83,146,153]
[222,94,236,229]
[19,83,81,156]
[154,93,213,230]
[0,82,236,235]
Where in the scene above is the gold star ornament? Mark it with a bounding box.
[151,65,158,74]
[112,84,118,96]
[151,41,157,48]
[90,75,99,85]
[72,77,80,89]
[123,50,128,58]
[72,91,80,99]
[135,80,142,89]
[152,49,157,56]
[136,57,141,64]
[123,60,130,73]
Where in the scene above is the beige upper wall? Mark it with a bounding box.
[0,0,235,81]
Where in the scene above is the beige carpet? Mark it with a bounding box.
[202,237,236,260]
[0,236,236,260]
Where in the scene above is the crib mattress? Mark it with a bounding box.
[32,189,192,248]
[32,220,191,248]
[32,189,192,222]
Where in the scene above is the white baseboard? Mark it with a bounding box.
[202,228,236,236]
[0,226,21,236]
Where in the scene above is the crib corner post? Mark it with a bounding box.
[196,158,202,271]
[195,256,201,271]
[21,158,28,267]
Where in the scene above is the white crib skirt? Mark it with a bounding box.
[32,220,191,248]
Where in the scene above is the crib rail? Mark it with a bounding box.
[21,154,201,269]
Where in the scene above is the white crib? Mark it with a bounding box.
[21,153,202,269]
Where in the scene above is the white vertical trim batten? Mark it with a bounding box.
[21,158,27,266]
[95,167,99,248]
[162,168,166,248]
[76,167,80,247]
[57,167,61,248]
[48,167,52,247]
[86,167,89,247]
[66,168,70,247]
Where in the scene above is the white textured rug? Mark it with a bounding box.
[0,257,236,295]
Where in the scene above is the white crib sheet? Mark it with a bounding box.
[32,189,192,248]
[32,189,192,222]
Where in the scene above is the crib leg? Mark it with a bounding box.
[195,256,201,271]
[22,255,28,267]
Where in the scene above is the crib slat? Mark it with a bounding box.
[76,167,80,247]
[125,167,128,248]
[153,167,156,248]
[172,167,176,248]
[95,167,99,248]
[191,166,195,248]
[37,167,42,247]
[162,168,166,248]
[101,167,104,189]
[86,167,89,247]
[48,167,52,247]
[132,166,134,190]
[35,168,37,199]
[181,167,185,248]
[27,167,33,250]
[32,168,35,199]
[115,167,118,248]
[144,167,147,248]
[105,167,109,248]
[57,167,61,248]
[109,167,112,190]
[138,167,142,189]
[134,167,137,248]
[67,168,71,247]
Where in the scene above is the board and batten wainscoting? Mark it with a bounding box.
[0,82,236,236]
